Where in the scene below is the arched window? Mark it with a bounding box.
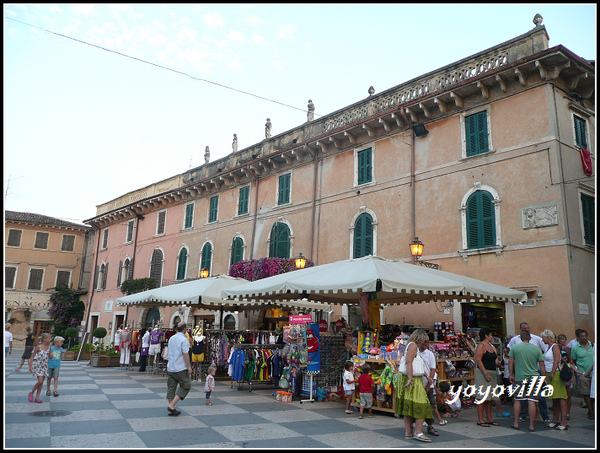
[223,314,236,330]
[145,307,160,329]
[176,248,188,281]
[466,191,496,249]
[231,237,244,265]
[353,213,373,258]
[200,243,212,276]
[269,222,290,258]
[150,249,164,287]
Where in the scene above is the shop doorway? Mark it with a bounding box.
[461,302,506,338]
[33,321,52,339]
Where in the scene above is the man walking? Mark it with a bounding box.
[166,322,192,416]
[509,330,545,431]
[571,329,594,420]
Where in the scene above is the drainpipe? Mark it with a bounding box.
[310,153,318,263]
[83,223,101,337]
[124,212,144,328]
[249,169,260,260]
[400,109,417,242]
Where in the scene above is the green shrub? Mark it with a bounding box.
[93,327,107,339]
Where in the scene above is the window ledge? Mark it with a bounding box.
[458,245,504,261]
[354,180,377,190]
[459,149,496,162]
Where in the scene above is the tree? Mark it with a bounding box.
[48,285,85,338]
[63,327,79,350]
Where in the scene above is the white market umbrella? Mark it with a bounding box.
[222,256,527,306]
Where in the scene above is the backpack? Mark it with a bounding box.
[559,363,572,382]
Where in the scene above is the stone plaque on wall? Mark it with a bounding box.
[522,204,558,229]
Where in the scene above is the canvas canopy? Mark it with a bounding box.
[222,256,527,306]
[115,274,330,312]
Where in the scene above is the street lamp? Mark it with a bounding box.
[200,269,209,278]
[295,252,307,269]
[409,237,440,269]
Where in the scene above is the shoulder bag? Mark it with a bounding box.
[398,343,425,377]
[559,363,573,382]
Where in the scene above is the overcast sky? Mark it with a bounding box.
[4,4,596,224]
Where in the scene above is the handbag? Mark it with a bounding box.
[398,353,425,377]
[559,363,573,382]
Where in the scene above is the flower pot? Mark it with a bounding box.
[62,351,77,361]
[90,354,120,367]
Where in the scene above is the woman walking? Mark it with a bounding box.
[393,329,433,442]
[13,326,37,372]
[28,333,53,403]
[541,329,569,430]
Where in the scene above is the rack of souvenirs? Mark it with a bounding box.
[228,343,283,392]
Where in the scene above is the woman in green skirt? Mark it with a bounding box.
[394,329,434,442]
[541,329,569,430]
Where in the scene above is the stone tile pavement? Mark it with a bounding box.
[3,350,596,449]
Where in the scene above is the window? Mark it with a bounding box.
[574,115,588,149]
[126,220,134,243]
[102,228,109,249]
[278,174,291,205]
[357,148,373,185]
[231,237,244,265]
[353,213,374,258]
[238,186,250,215]
[27,268,45,291]
[200,243,212,275]
[156,210,167,236]
[56,270,71,288]
[466,190,496,249]
[95,263,108,290]
[145,307,160,329]
[581,193,595,246]
[465,111,489,156]
[223,314,236,330]
[184,203,194,229]
[150,249,164,286]
[61,235,75,251]
[118,258,132,287]
[269,222,290,258]
[176,248,188,280]
[34,232,49,249]
[7,229,22,247]
[209,196,219,223]
[5,266,17,289]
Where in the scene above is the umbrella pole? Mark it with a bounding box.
[220,305,224,329]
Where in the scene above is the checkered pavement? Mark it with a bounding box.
[4,350,596,449]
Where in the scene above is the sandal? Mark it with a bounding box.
[427,426,439,436]
[477,422,491,427]
[53,392,59,397]
[46,391,51,396]
[404,434,413,439]
[439,419,447,426]
[34,398,43,403]
[488,422,500,426]
[554,425,568,430]
[28,393,33,402]
[414,433,432,442]
[167,407,181,416]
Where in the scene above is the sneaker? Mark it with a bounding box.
[439,420,447,426]
[345,410,353,414]
[497,411,511,417]
[519,417,526,422]
[368,415,374,418]
[358,416,364,419]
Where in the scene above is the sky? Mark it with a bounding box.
[4,4,597,224]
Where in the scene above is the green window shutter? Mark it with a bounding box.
[466,191,496,249]
[209,196,219,222]
[269,222,290,258]
[278,174,290,205]
[581,194,595,246]
[574,115,588,149]
[185,204,194,229]
[353,213,373,258]
[177,248,188,280]
[466,112,488,156]
[231,237,244,264]
[201,243,212,273]
[238,186,249,215]
[150,249,163,284]
[358,148,372,185]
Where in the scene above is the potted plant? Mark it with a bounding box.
[90,327,109,366]
[64,327,79,350]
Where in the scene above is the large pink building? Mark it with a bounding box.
[85,19,595,343]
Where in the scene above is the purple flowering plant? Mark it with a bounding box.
[228,257,313,282]
[48,285,85,339]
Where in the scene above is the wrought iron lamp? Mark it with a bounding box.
[200,269,209,278]
[409,237,440,269]
[295,252,307,269]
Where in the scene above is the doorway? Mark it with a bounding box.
[461,302,506,337]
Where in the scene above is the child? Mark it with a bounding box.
[356,363,375,419]
[46,336,64,397]
[343,361,356,414]
[205,365,216,406]
[28,333,53,403]
[437,380,459,417]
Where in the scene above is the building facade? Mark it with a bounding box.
[5,211,93,344]
[85,20,595,342]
